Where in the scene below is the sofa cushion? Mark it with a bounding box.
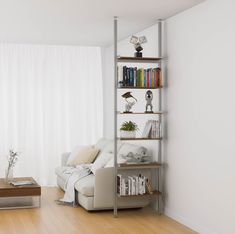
[75,174,95,197]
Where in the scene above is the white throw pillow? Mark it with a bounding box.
[66,145,93,166]
[91,152,113,174]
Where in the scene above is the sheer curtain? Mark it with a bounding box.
[0,44,103,185]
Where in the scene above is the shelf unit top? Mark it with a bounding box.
[117,56,162,63]
[118,162,161,170]
[117,111,163,115]
[119,137,162,141]
[117,190,161,198]
[118,86,162,90]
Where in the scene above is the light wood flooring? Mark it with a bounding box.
[0,187,196,234]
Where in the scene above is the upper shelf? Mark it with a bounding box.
[118,162,162,170]
[117,56,162,63]
[118,86,163,90]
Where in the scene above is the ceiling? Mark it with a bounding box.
[0,0,205,46]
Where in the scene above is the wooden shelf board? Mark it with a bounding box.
[117,111,163,115]
[118,162,162,170]
[118,190,162,198]
[118,86,162,90]
[119,137,162,141]
[117,56,162,63]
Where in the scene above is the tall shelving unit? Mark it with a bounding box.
[113,17,164,217]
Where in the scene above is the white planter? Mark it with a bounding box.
[120,130,136,138]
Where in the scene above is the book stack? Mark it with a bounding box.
[142,120,161,138]
[118,66,162,88]
[117,174,152,196]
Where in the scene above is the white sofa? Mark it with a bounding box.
[55,138,150,211]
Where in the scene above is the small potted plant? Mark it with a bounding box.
[120,121,139,138]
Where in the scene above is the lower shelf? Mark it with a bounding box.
[117,190,161,198]
[119,137,162,141]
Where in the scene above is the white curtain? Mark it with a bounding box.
[0,44,103,185]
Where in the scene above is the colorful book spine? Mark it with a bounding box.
[144,69,147,87]
[155,68,159,88]
[140,68,144,87]
[152,68,155,88]
[158,68,162,87]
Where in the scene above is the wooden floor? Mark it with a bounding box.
[0,187,196,234]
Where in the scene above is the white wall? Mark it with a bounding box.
[165,0,235,233]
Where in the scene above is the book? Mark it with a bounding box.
[142,120,152,138]
[152,69,155,88]
[134,67,137,87]
[118,66,123,87]
[117,174,122,195]
[123,66,127,87]
[158,68,162,87]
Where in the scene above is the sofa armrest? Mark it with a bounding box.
[61,152,70,166]
[94,167,114,208]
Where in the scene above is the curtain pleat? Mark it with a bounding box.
[0,44,103,185]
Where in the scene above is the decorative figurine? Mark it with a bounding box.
[130,35,147,57]
[122,92,137,113]
[145,90,153,113]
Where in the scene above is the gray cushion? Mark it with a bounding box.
[75,174,95,197]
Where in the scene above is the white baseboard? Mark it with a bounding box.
[164,207,217,234]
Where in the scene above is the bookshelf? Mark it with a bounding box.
[113,17,164,217]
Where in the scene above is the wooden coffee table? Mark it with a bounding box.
[0,177,41,209]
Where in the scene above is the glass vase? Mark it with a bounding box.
[5,167,13,184]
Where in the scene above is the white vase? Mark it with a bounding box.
[120,130,136,138]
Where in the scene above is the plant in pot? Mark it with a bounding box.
[120,121,139,138]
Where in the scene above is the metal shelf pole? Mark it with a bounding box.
[157,19,163,214]
[113,16,118,217]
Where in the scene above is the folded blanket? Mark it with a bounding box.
[58,164,91,205]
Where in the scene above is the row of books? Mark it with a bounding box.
[142,120,161,138]
[117,174,153,196]
[117,66,162,88]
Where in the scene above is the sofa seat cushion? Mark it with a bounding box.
[75,174,95,197]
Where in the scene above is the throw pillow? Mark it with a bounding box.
[91,152,113,174]
[67,147,100,166]
[66,145,92,166]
